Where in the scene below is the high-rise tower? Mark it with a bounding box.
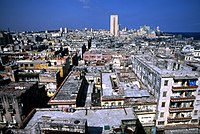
[110,15,119,36]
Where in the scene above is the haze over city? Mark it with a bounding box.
[0,0,200,32]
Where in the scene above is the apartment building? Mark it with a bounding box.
[39,71,60,97]
[132,54,200,132]
[83,50,112,62]
[48,71,88,108]
[17,107,143,134]
[0,82,46,128]
[16,56,70,78]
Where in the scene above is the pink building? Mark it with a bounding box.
[83,51,112,61]
[102,53,112,61]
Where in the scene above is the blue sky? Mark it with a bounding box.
[0,0,200,32]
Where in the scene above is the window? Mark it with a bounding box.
[164,80,168,86]
[97,78,100,83]
[9,104,13,109]
[8,97,12,104]
[0,98,2,109]
[174,80,178,83]
[104,102,109,106]
[104,125,110,130]
[2,116,6,123]
[118,102,122,106]
[0,104,3,109]
[30,64,33,67]
[158,121,164,125]
[194,110,198,116]
[163,91,167,97]
[161,102,165,107]
[196,100,200,106]
[191,119,198,123]
[160,112,164,118]
[25,64,28,67]
[11,116,16,123]
[111,102,115,106]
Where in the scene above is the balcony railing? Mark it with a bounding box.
[18,72,40,77]
[169,107,194,112]
[7,108,16,114]
[168,117,192,123]
[170,96,195,102]
[0,108,6,114]
[134,109,155,113]
[172,86,198,91]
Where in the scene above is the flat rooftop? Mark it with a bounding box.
[24,107,136,133]
[0,82,36,97]
[135,55,199,78]
[102,73,113,96]
[124,88,150,98]
[17,60,47,64]
[39,71,58,78]
[49,72,83,103]
[101,73,124,99]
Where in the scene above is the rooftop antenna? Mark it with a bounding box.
[123,107,127,115]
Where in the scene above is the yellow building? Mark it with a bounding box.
[17,56,70,78]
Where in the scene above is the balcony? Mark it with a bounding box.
[172,86,198,91]
[170,96,195,102]
[168,117,192,123]
[134,109,155,113]
[18,72,40,77]
[0,108,6,114]
[169,107,194,112]
[7,108,16,114]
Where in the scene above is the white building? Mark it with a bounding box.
[132,55,200,131]
[110,15,119,36]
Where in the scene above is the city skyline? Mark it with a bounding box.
[1,1,200,132]
[0,0,200,32]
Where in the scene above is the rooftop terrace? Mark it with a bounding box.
[23,107,136,133]
[135,55,200,78]
[49,72,84,104]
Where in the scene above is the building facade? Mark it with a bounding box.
[48,71,88,108]
[110,15,119,36]
[0,82,46,128]
[132,55,200,132]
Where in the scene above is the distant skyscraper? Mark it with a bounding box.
[110,15,119,36]
[64,28,67,33]
[60,27,63,33]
